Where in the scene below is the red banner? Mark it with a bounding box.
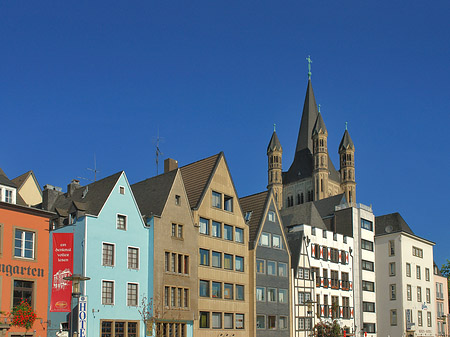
[50,233,74,312]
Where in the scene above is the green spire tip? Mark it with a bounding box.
[306,55,312,79]
[318,104,321,113]
[345,122,348,130]
[273,123,276,132]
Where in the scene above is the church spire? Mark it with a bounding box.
[267,127,283,210]
[339,126,356,204]
[295,77,319,154]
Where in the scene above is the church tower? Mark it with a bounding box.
[267,126,283,209]
[312,107,329,201]
[339,126,356,204]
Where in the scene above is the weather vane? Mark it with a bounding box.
[306,55,312,79]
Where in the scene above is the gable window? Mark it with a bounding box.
[268,211,275,222]
[127,283,138,306]
[127,247,139,269]
[212,191,221,209]
[212,221,221,238]
[224,195,233,212]
[177,225,183,238]
[119,186,125,195]
[175,195,181,205]
[235,227,244,243]
[199,218,209,235]
[14,229,35,259]
[172,223,177,237]
[102,243,115,266]
[224,225,233,241]
[259,232,270,247]
[102,280,114,305]
[272,234,281,249]
[116,214,127,230]
[13,280,33,307]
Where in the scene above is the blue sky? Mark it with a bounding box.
[1,1,449,266]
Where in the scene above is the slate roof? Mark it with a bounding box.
[12,171,31,189]
[375,212,415,236]
[52,172,122,216]
[296,79,319,154]
[339,129,355,151]
[312,113,327,135]
[286,230,304,274]
[180,153,222,209]
[132,169,178,217]
[267,131,282,154]
[313,193,346,219]
[0,168,17,188]
[280,201,327,230]
[240,190,269,244]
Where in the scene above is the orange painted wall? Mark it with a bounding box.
[0,204,51,337]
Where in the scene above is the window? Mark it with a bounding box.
[417,266,421,279]
[259,232,270,246]
[342,272,350,289]
[171,223,177,237]
[256,259,265,274]
[267,288,276,302]
[322,230,327,238]
[119,186,125,194]
[322,246,328,261]
[117,214,126,230]
[235,314,244,329]
[278,262,288,277]
[361,218,373,231]
[389,240,395,256]
[212,312,222,329]
[200,312,209,328]
[267,261,276,275]
[184,289,189,307]
[235,284,244,300]
[224,195,233,212]
[102,243,115,266]
[268,211,275,222]
[267,315,276,330]
[278,289,287,303]
[256,315,265,329]
[224,225,233,241]
[171,287,176,307]
[298,318,312,330]
[14,229,35,259]
[199,280,209,297]
[5,189,13,203]
[102,281,114,305]
[407,284,412,301]
[362,280,374,292]
[390,310,397,326]
[212,282,222,298]
[224,283,233,300]
[199,249,209,266]
[171,253,176,272]
[363,302,375,312]
[362,260,374,271]
[426,288,430,303]
[389,262,396,276]
[164,286,169,306]
[235,256,244,272]
[13,280,33,307]
[212,191,222,208]
[418,310,423,326]
[311,227,316,235]
[427,312,432,327]
[361,239,374,251]
[224,254,233,270]
[165,252,169,271]
[127,247,139,269]
[390,284,396,300]
[127,283,138,306]
[235,227,244,243]
[177,225,183,238]
[298,292,311,304]
[413,246,423,258]
[184,255,189,274]
[212,221,221,238]
[417,286,422,302]
[425,268,430,281]
[406,263,411,277]
[212,251,221,268]
[101,321,138,337]
[279,316,288,330]
[199,217,209,235]
[272,234,281,248]
[256,287,265,301]
[224,313,233,329]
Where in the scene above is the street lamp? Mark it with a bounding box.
[63,274,90,337]
[305,300,316,337]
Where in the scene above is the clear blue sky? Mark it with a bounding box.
[1,1,449,266]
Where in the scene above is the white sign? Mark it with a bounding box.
[78,296,88,337]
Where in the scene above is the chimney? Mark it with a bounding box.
[164,158,178,173]
[42,184,63,211]
[67,179,80,196]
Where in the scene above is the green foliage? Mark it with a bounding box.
[441,259,450,301]
[314,319,342,337]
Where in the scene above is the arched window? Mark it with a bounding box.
[300,193,304,204]
[321,179,324,192]
[297,194,300,205]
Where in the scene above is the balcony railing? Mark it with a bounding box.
[317,305,354,319]
[315,277,352,291]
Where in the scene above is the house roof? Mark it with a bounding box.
[313,193,346,219]
[339,129,355,151]
[52,172,122,216]
[132,169,178,217]
[0,168,17,188]
[240,190,269,244]
[280,201,327,230]
[180,153,222,209]
[375,212,415,236]
[11,171,31,189]
[267,131,282,154]
[286,230,304,273]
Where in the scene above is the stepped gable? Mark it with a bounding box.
[132,169,178,217]
[179,153,222,209]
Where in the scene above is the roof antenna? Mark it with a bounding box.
[155,128,164,175]
[87,154,100,181]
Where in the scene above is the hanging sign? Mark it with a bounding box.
[78,296,88,337]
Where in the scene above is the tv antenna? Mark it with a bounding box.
[78,154,100,182]
[154,129,164,175]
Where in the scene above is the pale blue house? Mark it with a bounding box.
[45,172,153,337]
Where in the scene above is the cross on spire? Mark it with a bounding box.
[306,55,312,79]
[345,121,348,130]
[273,123,276,132]
[318,104,321,113]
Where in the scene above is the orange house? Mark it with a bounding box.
[0,201,53,337]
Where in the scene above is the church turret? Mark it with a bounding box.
[267,125,283,209]
[339,124,356,204]
[312,106,329,201]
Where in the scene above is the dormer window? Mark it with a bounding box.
[5,189,13,203]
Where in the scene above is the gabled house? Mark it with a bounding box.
[132,159,197,337]
[12,170,43,207]
[180,152,250,337]
[45,172,151,337]
[240,189,291,337]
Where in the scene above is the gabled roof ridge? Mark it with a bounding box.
[240,190,268,201]
[11,171,32,189]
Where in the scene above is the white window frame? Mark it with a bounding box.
[268,211,275,222]
[102,242,116,267]
[116,213,127,230]
[14,228,35,259]
[127,246,140,270]
[126,282,139,306]
[101,279,115,305]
